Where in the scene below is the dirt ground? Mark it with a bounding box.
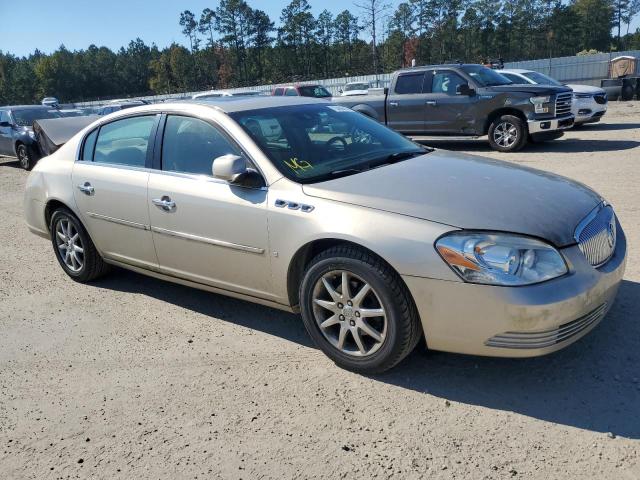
[1,102,639,479]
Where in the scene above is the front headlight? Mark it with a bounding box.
[529,96,551,113]
[529,96,550,105]
[435,232,567,286]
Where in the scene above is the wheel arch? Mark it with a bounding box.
[483,108,528,135]
[286,238,411,310]
[45,199,78,232]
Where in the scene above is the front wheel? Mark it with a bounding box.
[17,144,34,170]
[299,246,422,373]
[488,115,527,152]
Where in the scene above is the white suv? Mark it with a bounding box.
[500,69,607,125]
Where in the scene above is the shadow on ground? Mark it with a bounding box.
[426,138,640,154]
[95,268,640,439]
[574,122,640,131]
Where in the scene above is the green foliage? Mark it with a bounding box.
[0,0,638,105]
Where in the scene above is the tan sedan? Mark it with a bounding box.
[24,97,626,372]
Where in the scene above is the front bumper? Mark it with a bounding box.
[572,97,607,124]
[403,222,626,358]
[527,114,575,134]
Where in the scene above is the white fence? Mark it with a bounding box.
[75,50,640,107]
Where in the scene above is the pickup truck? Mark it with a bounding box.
[332,64,575,152]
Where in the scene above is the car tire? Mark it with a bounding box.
[488,115,527,152]
[299,245,422,373]
[17,143,34,170]
[50,208,110,282]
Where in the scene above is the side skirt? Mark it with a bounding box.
[103,258,297,314]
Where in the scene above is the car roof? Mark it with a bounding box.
[499,69,532,74]
[0,105,53,111]
[190,96,329,112]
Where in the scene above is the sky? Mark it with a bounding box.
[1,0,639,58]
[0,0,360,57]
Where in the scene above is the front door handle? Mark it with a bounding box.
[389,101,399,107]
[425,100,437,106]
[77,182,94,195]
[152,196,176,211]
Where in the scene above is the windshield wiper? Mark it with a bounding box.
[370,149,427,168]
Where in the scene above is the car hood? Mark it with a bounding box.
[484,84,572,95]
[302,151,602,247]
[566,84,606,94]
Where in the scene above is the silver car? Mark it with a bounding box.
[24,97,627,372]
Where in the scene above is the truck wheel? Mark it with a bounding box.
[299,245,422,374]
[621,85,634,101]
[488,115,527,152]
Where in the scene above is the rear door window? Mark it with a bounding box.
[394,73,426,94]
[285,88,298,96]
[93,115,156,167]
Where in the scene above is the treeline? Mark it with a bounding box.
[1,0,640,104]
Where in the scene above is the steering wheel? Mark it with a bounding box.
[326,136,347,152]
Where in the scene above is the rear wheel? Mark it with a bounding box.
[50,209,110,282]
[17,144,34,170]
[488,115,527,152]
[299,246,422,373]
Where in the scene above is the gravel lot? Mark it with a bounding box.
[1,102,639,479]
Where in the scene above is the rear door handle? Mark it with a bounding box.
[389,101,399,107]
[425,100,437,106]
[77,182,94,195]
[152,196,176,211]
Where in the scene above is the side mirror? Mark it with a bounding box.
[457,83,475,96]
[212,154,247,182]
[212,154,265,188]
[0,121,10,128]
[384,87,389,95]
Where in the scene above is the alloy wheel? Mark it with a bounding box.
[493,121,518,148]
[55,218,85,272]
[312,270,387,357]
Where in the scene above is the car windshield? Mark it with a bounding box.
[230,104,430,184]
[523,71,563,86]
[298,86,332,98]
[461,65,512,87]
[344,83,369,91]
[12,108,62,126]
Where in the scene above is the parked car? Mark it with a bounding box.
[96,102,144,116]
[332,64,574,152]
[41,97,60,108]
[24,97,626,372]
[499,69,608,125]
[0,105,63,169]
[340,82,371,96]
[192,90,262,100]
[272,84,332,98]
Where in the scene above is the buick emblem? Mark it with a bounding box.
[607,222,615,248]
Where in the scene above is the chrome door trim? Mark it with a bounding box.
[150,226,265,254]
[86,212,150,231]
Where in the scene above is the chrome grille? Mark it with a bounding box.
[485,303,607,349]
[555,92,573,116]
[575,203,616,267]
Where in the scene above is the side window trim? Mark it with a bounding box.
[156,113,266,187]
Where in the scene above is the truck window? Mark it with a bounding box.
[394,73,425,94]
[431,71,467,96]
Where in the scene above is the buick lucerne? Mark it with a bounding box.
[24,97,627,372]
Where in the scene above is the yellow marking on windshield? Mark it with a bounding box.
[284,157,314,175]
